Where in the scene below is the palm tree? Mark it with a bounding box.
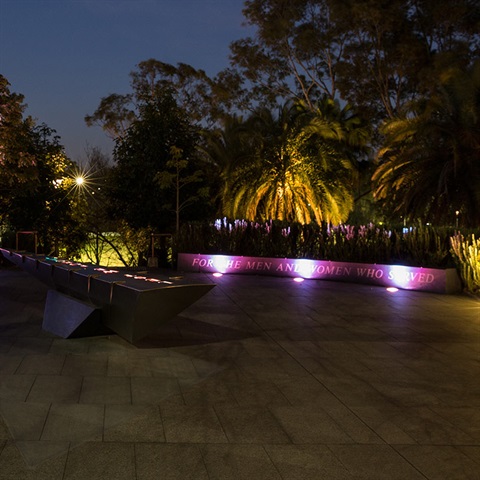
[372,61,480,227]
[225,98,368,224]
[199,115,254,217]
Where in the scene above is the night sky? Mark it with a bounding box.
[1,0,251,162]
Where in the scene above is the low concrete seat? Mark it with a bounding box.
[0,248,215,343]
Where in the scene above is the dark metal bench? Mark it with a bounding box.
[0,248,215,343]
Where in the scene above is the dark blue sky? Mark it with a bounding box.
[1,0,251,162]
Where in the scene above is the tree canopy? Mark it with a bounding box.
[202,97,368,224]
[107,86,213,232]
[227,0,479,124]
[1,75,86,254]
[84,1,479,231]
[85,59,223,137]
[372,60,480,227]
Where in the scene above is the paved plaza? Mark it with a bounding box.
[0,264,479,479]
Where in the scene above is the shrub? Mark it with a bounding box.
[176,219,459,268]
[450,233,480,295]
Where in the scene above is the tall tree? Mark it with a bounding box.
[84,93,135,141]
[85,59,222,139]
[333,0,479,123]
[155,146,210,236]
[226,0,479,124]
[0,75,37,204]
[372,61,480,227]
[1,76,87,255]
[332,0,422,123]
[107,86,211,232]
[200,114,258,216]
[229,0,345,110]
[219,98,367,224]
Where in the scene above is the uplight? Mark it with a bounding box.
[212,272,223,278]
[386,287,399,293]
[293,277,304,283]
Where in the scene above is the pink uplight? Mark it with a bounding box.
[293,277,304,283]
[94,268,119,274]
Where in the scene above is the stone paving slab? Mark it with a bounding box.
[0,266,479,479]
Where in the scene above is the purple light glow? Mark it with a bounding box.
[178,253,459,294]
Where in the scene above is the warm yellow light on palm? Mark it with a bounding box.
[75,176,85,186]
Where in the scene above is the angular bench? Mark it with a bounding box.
[0,248,215,343]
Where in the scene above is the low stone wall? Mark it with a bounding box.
[178,253,462,294]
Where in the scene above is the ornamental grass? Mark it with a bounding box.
[450,233,480,295]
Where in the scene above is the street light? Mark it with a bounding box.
[75,176,85,186]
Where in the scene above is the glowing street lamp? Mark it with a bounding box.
[75,176,85,186]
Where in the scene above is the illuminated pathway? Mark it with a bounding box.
[0,265,479,479]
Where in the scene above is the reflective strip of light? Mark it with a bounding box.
[124,273,172,284]
[94,268,119,274]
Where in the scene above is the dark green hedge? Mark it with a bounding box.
[176,219,468,268]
